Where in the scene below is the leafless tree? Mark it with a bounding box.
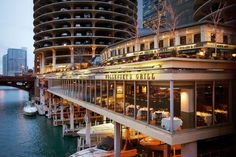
[208,0,227,56]
[127,12,140,52]
[164,0,183,56]
[144,1,166,55]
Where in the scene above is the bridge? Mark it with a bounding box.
[0,76,36,96]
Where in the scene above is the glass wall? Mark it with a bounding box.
[136,81,148,122]
[125,81,135,118]
[115,81,124,113]
[108,81,115,110]
[95,80,101,106]
[86,80,91,102]
[214,81,229,124]
[91,80,95,104]
[101,80,107,108]
[197,81,213,127]
[149,81,170,129]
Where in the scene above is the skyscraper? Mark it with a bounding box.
[4,48,27,76]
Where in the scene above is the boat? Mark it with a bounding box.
[23,101,37,116]
[35,101,45,115]
[70,136,137,157]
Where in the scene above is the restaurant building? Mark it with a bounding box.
[37,22,236,156]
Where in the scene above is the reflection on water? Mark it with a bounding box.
[0,86,76,157]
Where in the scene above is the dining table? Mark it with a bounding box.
[161,117,183,131]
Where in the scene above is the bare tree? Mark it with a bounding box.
[208,0,227,57]
[127,12,140,52]
[144,0,166,55]
[164,0,183,56]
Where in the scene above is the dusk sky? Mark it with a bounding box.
[0,0,34,74]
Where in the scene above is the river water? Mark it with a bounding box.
[0,86,77,157]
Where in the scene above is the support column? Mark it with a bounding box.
[163,144,171,157]
[170,80,174,132]
[41,52,45,74]
[114,122,121,157]
[52,49,56,71]
[70,47,74,67]
[60,103,64,122]
[92,46,96,58]
[70,103,74,130]
[48,93,52,118]
[181,142,197,157]
[174,32,180,46]
[85,109,91,147]
[154,35,159,49]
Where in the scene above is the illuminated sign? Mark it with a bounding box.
[104,72,156,80]
[205,43,236,49]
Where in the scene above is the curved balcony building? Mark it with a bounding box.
[33,0,137,74]
[193,0,236,26]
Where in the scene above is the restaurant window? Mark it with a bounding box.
[194,33,201,43]
[223,35,228,44]
[101,80,107,108]
[115,81,124,113]
[180,36,186,45]
[214,81,229,124]
[150,41,154,49]
[159,40,164,48]
[91,80,95,104]
[174,81,195,129]
[170,38,174,47]
[133,46,135,52]
[108,81,115,110]
[95,80,101,106]
[211,33,216,42]
[136,82,147,122]
[141,43,145,51]
[86,80,91,102]
[196,81,213,127]
[125,82,135,118]
[78,80,82,100]
[149,81,170,129]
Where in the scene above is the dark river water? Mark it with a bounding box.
[0,86,77,157]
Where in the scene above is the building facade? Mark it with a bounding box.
[3,48,27,76]
[2,54,7,76]
[40,22,236,156]
[33,0,137,74]
[143,0,195,27]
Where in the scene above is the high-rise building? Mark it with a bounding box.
[4,48,27,76]
[2,54,7,76]
[143,0,195,27]
[33,0,137,74]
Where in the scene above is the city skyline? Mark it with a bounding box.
[0,0,34,74]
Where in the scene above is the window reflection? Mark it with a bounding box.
[115,81,124,113]
[149,82,170,128]
[136,82,147,122]
[197,81,213,127]
[215,81,229,124]
[125,82,135,118]
[95,80,101,106]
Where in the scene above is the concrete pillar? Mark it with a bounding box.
[52,49,56,70]
[154,35,159,49]
[135,39,140,52]
[85,109,91,147]
[181,89,194,128]
[48,93,52,118]
[41,52,45,74]
[92,46,96,58]
[70,47,74,66]
[170,80,174,132]
[175,32,180,46]
[125,44,128,54]
[114,122,121,157]
[60,104,64,122]
[70,103,74,130]
[181,142,197,157]
[200,25,210,42]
